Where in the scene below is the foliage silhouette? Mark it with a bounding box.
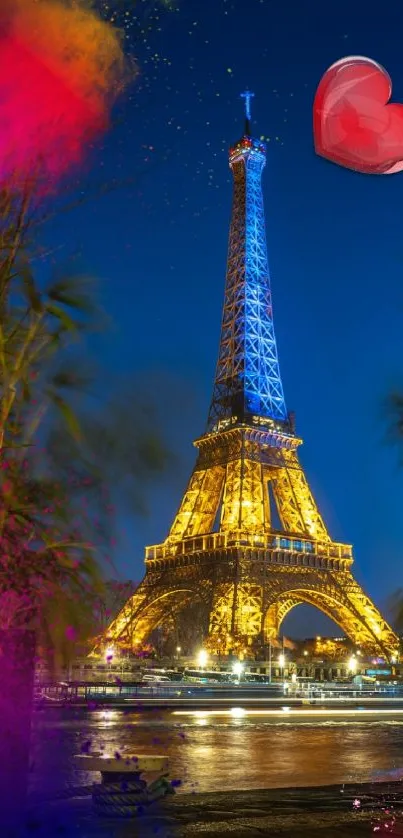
[0,189,170,670]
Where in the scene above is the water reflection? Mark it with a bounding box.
[30,709,403,800]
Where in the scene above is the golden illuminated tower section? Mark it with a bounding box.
[103,93,399,661]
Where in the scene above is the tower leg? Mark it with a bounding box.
[208,583,263,656]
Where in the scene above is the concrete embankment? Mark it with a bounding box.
[24,780,403,837]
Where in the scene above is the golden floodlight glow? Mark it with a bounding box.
[348,656,357,673]
[198,649,208,668]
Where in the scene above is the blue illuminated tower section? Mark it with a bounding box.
[207,92,289,432]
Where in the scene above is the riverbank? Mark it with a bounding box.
[24,780,403,837]
[35,679,403,713]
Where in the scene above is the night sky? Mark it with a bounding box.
[51,0,403,636]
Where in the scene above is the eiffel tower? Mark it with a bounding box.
[105,93,398,660]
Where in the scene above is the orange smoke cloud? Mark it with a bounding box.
[0,0,132,188]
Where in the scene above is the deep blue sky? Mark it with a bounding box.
[52,0,403,635]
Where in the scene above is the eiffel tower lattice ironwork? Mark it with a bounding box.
[105,93,398,660]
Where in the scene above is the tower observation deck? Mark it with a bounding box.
[101,94,399,662]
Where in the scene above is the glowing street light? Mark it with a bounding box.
[348,655,357,674]
[278,653,285,668]
[232,661,243,682]
[198,649,208,670]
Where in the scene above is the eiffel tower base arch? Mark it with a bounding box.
[205,567,399,659]
[101,554,399,662]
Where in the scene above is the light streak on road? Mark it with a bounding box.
[172,707,403,718]
[122,696,403,705]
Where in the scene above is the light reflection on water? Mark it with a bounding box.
[29,709,403,799]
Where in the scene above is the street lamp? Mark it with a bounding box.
[279,653,285,680]
[105,646,114,679]
[348,655,357,675]
[176,645,181,659]
[198,649,208,670]
[232,661,243,683]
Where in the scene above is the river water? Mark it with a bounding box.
[29,708,403,800]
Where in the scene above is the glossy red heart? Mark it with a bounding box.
[313,56,403,174]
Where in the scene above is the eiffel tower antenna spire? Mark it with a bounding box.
[207,93,288,433]
[241,89,254,135]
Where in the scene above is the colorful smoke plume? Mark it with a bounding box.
[0,0,131,188]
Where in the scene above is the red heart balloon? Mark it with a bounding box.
[313,56,403,174]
